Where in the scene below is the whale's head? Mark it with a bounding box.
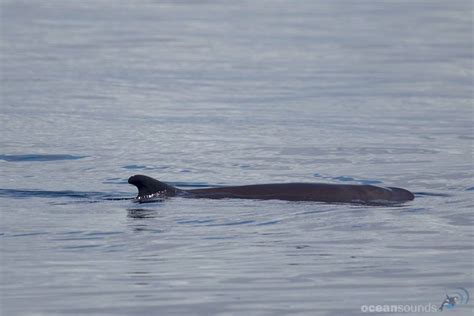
[387,187,415,201]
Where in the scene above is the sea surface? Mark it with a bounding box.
[1,1,473,315]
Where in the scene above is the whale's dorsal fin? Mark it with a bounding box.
[128,174,179,199]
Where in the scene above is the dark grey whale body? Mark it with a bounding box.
[128,174,414,204]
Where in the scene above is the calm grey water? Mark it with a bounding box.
[1,1,473,315]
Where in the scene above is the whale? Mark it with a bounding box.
[128,174,415,204]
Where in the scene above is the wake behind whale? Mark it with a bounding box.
[128,174,415,204]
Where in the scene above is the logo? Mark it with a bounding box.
[360,287,470,313]
[438,287,470,311]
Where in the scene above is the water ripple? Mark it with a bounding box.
[0,188,130,201]
[206,220,256,226]
[0,154,87,162]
